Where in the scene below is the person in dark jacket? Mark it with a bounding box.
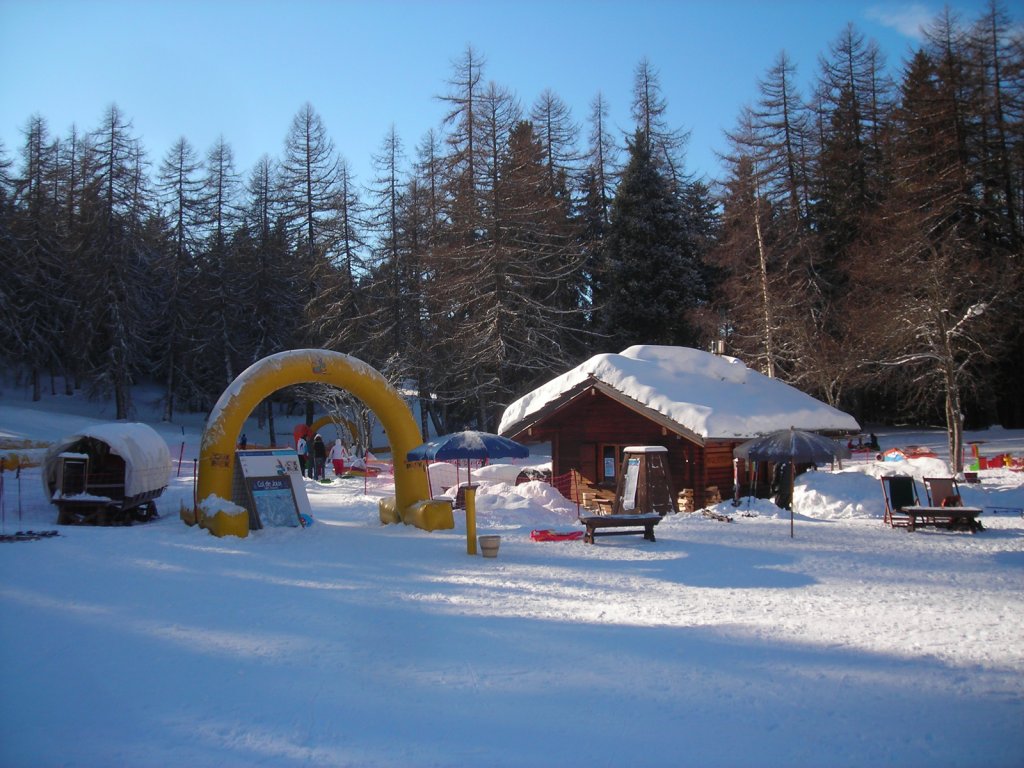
[312,434,327,481]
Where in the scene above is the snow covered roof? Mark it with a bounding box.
[498,345,861,441]
[42,422,172,498]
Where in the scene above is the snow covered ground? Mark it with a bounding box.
[1,384,1022,767]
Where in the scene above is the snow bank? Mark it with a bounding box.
[198,494,248,517]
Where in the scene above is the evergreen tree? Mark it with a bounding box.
[530,88,580,202]
[812,25,894,278]
[363,125,409,356]
[707,124,796,380]
[0,139,15,367]
[408,128,450,436]
[596,130,705,350]
[279,103,341,347]
[54,124,93,391]
[584,91,620,228]
[308,158,368,357]
[851,48,1008,469]
[439,45,486,243]
[196,137,247,398]
[5,116,64,400]
[631,58,689,189]
[578,92,620,342]
[153,137,204,420]
[967,0,1024,427]
[79,105,156,418]
[530,88,588,358]
[756,51,813,228]
[234,156,296,368]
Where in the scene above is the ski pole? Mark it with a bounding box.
[17,459,22,523]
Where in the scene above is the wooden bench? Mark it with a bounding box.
[578,513,662,544]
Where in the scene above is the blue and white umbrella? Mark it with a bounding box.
[408,431,530,487]
[407,431,529,463]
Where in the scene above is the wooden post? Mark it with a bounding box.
[790,461,795,538]
[465,485,478,555]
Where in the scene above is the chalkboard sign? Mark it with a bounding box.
[247,476,302,528]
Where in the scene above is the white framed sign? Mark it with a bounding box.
[236,449,313,525]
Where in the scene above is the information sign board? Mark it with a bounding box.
[622,457,640,510]
[247,476,302,527]
[235,448,313,527]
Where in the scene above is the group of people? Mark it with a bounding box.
[847,433,880,451]
[296,433,329,480]
[296,433,355,480]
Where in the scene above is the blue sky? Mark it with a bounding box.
[0,0,997,189]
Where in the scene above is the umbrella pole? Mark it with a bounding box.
[790,461,795,538]
[748,463,757,510]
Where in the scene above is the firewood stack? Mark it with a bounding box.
[705,486,722,507]
[677,489,694,513]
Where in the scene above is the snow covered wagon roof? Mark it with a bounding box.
[498,345,860,441]
[42,422,172,498]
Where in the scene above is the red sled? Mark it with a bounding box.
[530,529,584,542]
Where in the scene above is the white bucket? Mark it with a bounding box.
[479,534,501,558]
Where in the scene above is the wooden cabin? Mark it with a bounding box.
[498,346,860,510]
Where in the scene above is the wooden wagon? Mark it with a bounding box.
[41,423,172,526]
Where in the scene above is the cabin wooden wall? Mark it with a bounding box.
[513,390,718,508]
[704,441,740,500]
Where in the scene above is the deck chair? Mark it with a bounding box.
[923,477,962,508]
[879,475,920,528]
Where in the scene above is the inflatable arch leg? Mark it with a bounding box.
[194,349,453,537]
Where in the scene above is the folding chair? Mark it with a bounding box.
[923,477,962,508]
[879,475,920,528]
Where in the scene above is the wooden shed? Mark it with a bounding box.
[498,346,860,511]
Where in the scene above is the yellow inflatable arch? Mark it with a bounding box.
[307,415,357,445]
[194,349,453,537]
